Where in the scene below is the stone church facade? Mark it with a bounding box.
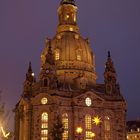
[14,0,127,140]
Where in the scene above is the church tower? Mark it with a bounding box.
[14,0,127,140]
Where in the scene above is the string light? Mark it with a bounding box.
[1,126,10,138]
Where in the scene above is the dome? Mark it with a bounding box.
[41,31,97,85]
[41,1,97,86]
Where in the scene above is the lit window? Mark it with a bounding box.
[77,54,81,61]
[41,98,48,105]
[41,130,48,136]
[74,15,76,22]
[85,115,92,129]
[55,51,60,60]
[85,115,92,140]
[66,15,69,19]
[86,131,92,139]
[85,97,92,106]
[41,137,48,140]
[42,112,48,122]
[104,120,110,131]
[75,34,79,39]
[62,113,69,140]
[69,27,73,31]
[41,112,48,140]
[42,123,48,129]
[62,131,68,140]
[104,116,111,140]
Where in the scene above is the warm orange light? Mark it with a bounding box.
[76,127,83,134]
[69,27,73,31]
[90,132,96,138]
[93,116,101,125]
[55,51,60,60]
[66,15,69,19]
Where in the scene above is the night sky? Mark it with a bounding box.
[0,0,140,129]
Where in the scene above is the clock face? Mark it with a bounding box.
[41,97,48,105]
[85,97,92,106]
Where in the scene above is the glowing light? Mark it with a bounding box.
[85,97,92,106]
[32,73,35,76]
[69,27,73,31]
[41,97,48,105]
[93,116,101,125]
[74,15,76,22]
[106,116,110,120]
[1,126,10,138]
[76,127,83,134]
[75,34,79,39]
[77,54,81,61]
[90,132,96,138]
[66,15,69,19]
[55,51,60,60]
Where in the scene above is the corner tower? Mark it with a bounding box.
[41,0,97,87]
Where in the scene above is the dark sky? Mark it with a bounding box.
[0,0,140,129]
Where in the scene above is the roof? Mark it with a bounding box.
[127,120,140,132]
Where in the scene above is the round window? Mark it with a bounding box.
[85,97,92,106]
[41,97,48,105]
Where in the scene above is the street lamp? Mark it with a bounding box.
[76,127,83,140]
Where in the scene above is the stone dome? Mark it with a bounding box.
[41,0,97,86]
[41,31,97,85]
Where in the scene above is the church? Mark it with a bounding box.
[14,0,127,140]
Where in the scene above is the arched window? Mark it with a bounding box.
[41,112,48,140]
[104,116,111,140]
[55,49,60,60]
[76,49,82,61]
[77,54,81,61]
[62,113,69,140]
[85,114,92,140]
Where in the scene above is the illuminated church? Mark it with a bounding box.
[14,0,127,140]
